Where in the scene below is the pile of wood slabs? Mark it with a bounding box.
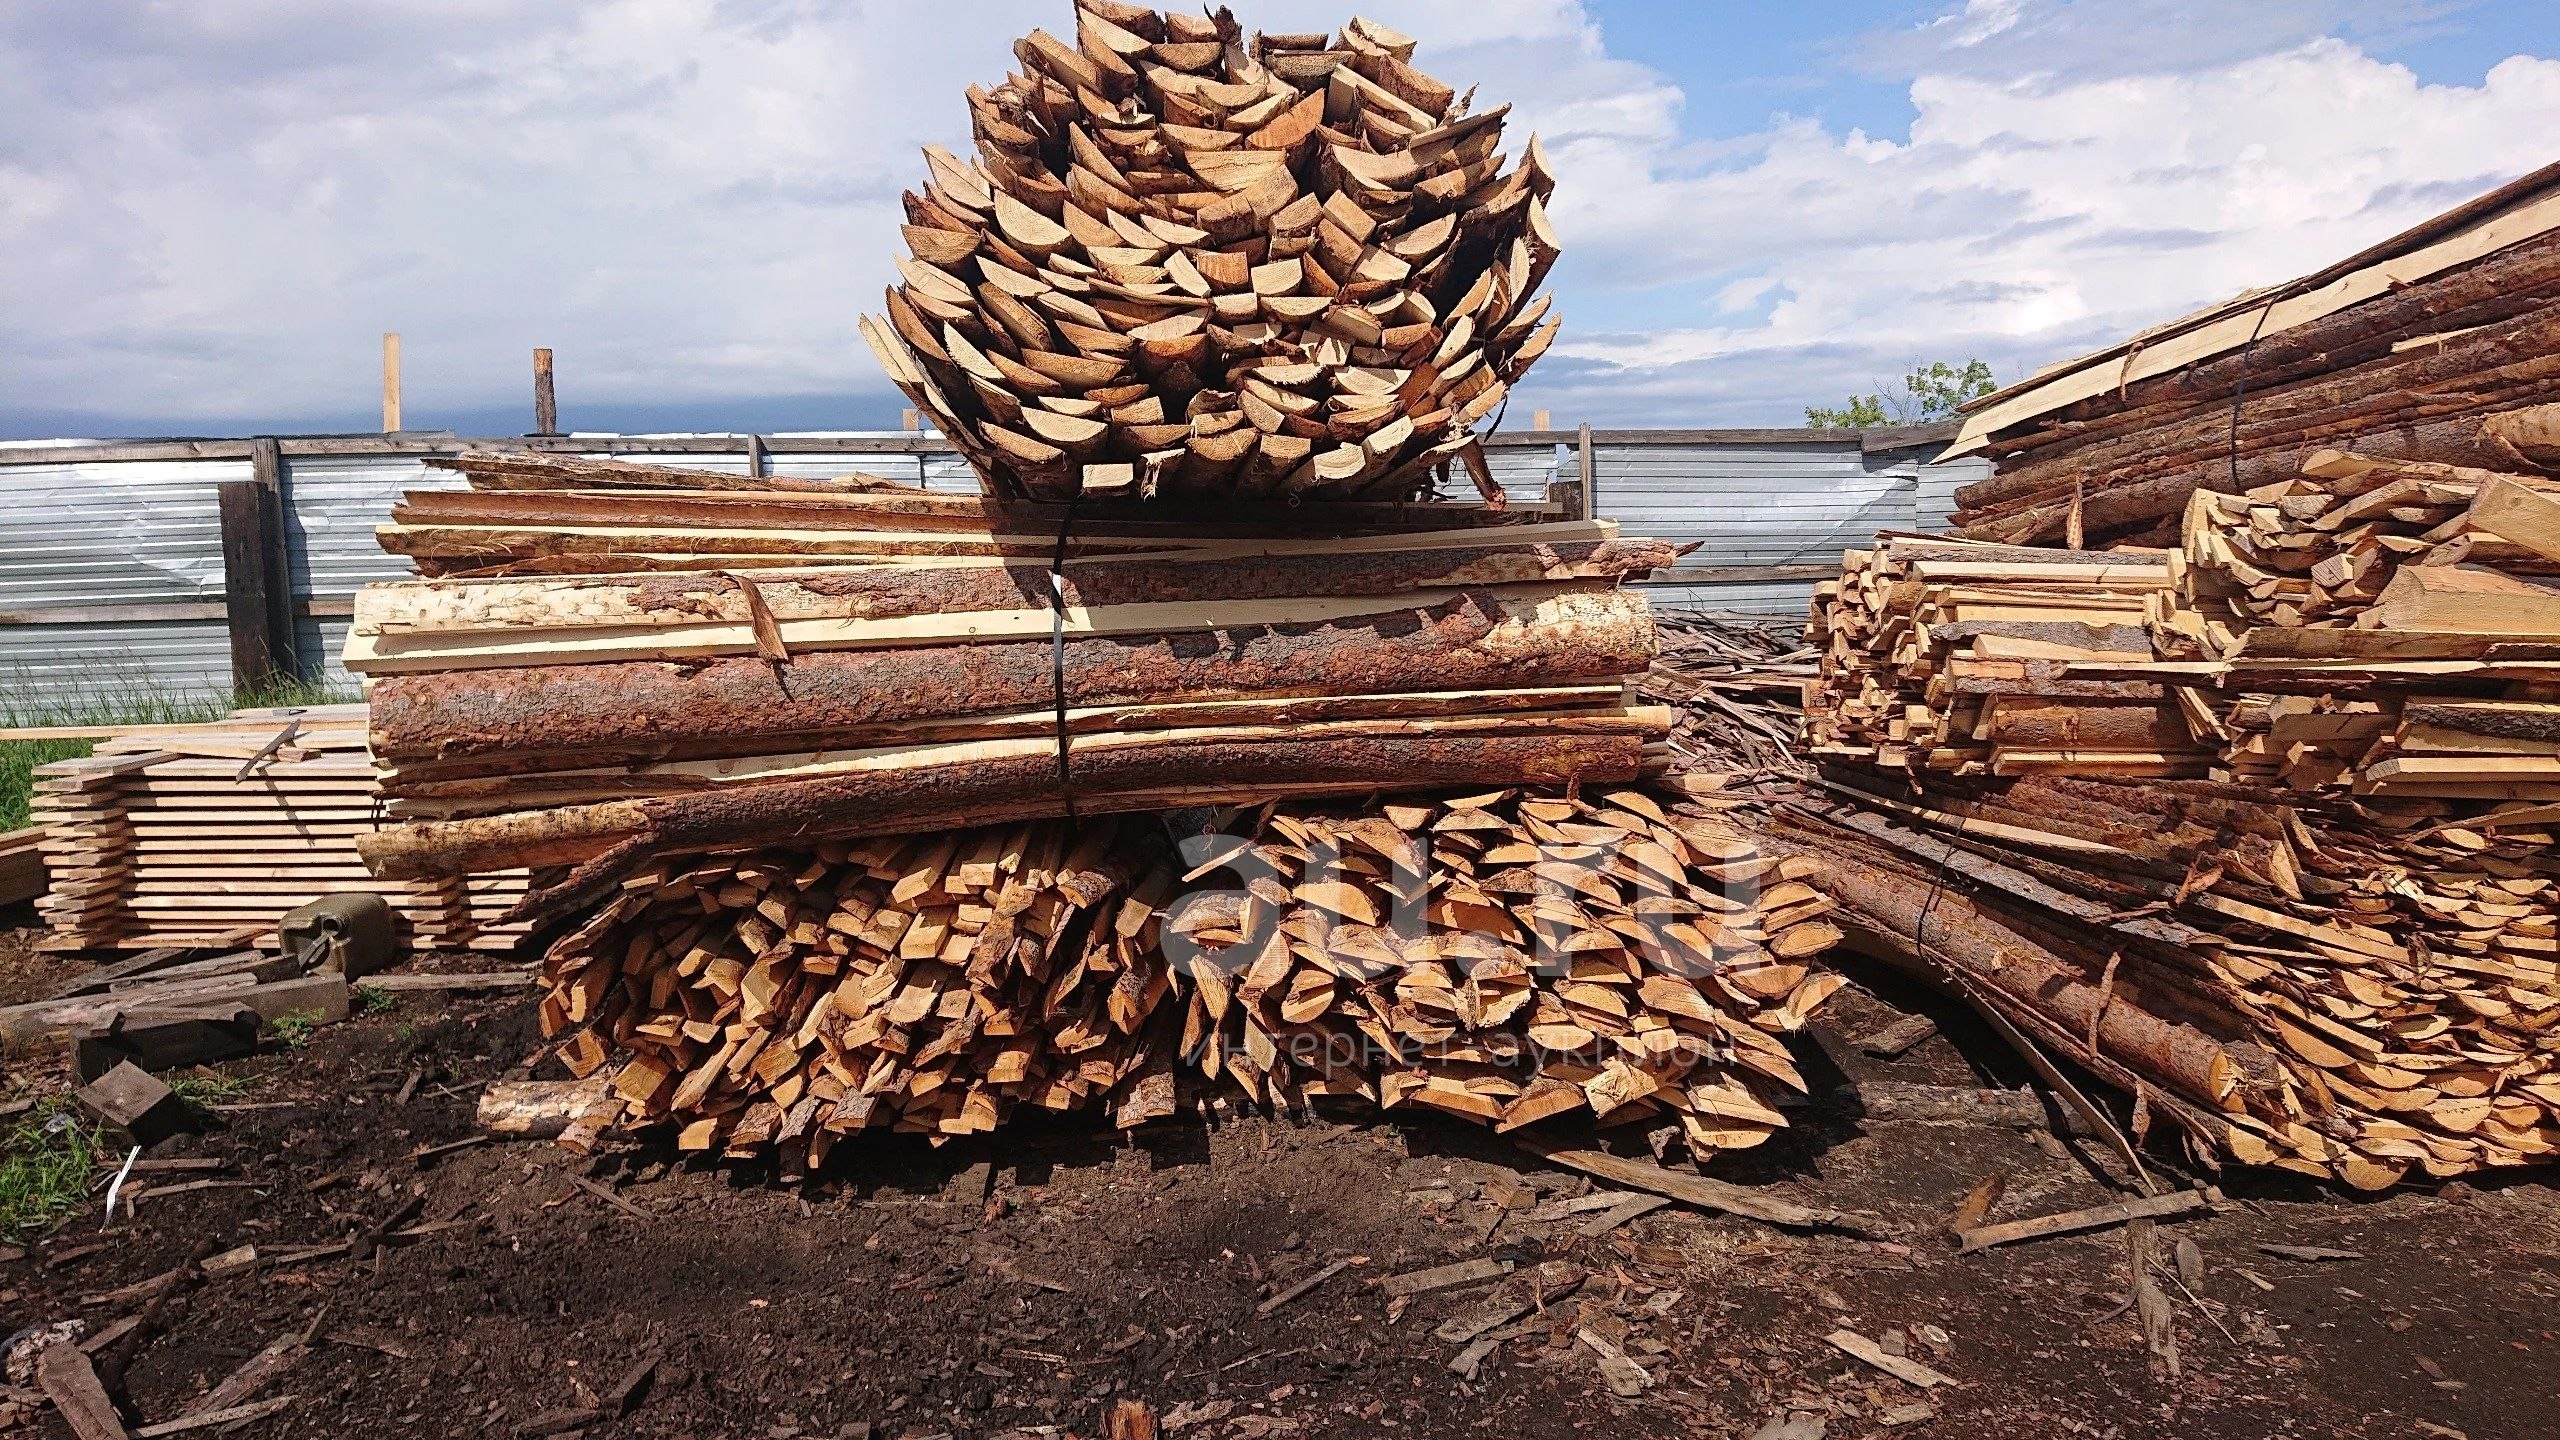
[29,705,527,953]
[1793,171,2560,1189]
[347,453,1677,918]
[1942,161,2560,548]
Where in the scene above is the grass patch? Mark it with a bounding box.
[266,1008,328,1049]
[0,1099,102,1241]
[354,984,400,1016]
[0,672,354,831]
[165,1071,255,1105]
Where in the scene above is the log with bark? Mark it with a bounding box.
[1941,160,2560,549]
[858,2,1562,504]
[350,454,1680,920]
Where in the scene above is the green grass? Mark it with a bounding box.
[165,1071,255,1105]
[0,1099,102,1240]
[353,984,399,1016]
[266,1008,328,1049]
[0,672,355,831]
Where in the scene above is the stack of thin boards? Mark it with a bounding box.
[861,2,1562,503]
[348,452,1676,910]
[30,705,528,953]
[1942,159,2560,548]
[538,779,1846,1165]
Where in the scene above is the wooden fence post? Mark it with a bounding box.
[381,332,403,432]
[1576,422,1597,521]
[745,433,769,477]
[220,437,295,692]
[533,348,557,435]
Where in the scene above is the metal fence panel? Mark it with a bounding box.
[0,456,242,608]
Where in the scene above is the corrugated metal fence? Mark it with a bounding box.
[0,426,1983,708]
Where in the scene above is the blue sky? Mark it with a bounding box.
[2,0,2555,439]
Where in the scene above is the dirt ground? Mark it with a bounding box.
[5,933,2557,1440]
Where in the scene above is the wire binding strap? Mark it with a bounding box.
[1047,498,1081,830]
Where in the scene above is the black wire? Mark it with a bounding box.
[2229,299,2278,491]
[1048,496,1082,831]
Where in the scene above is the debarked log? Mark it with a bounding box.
[359,730,1654,881]
[369,586,1656,765]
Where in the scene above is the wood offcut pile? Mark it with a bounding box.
[26,705,525,953]
[860,1,1559,504]
[341,3,1853,1167]
[1796,169,2560,1188]
[535,782,1845,1165]
[1641,610,1813,775]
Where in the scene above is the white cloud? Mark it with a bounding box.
[1535,32,2560,424]
[0,1,2554,433]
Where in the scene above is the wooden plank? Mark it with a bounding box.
[218,478,289,690]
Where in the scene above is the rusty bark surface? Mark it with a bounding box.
[1978,702,2195,749]
[370,588,1655,765]
[359,731,1651,881]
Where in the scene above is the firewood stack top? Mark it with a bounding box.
[862,2,1561,505]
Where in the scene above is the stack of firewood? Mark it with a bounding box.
[1801,537,2195,778]
[861,1,1559,503]
[1944,162,2560,548]
[539,781,1848,1163]
[542,818,1177,1162]
[1640,611,1815,774]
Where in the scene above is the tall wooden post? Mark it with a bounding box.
[533,347,558,435]
[745,433,769,477]
[381,332,403,432]
[1576,422,1597,522]
[220,438,296,693]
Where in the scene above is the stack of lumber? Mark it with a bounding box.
[1942,161,2560,548]
[1801,537,2197,778]
[536,781,1848,1163]
[0,825,44,908]
[27,706,526,953]
[860,1,1560,504]
[349,454,1675,914]
[539,818,1175,1164]
[2150,447,2560,799]
[1781,780,2560,1190]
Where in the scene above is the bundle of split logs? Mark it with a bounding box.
[349,452,1675,915]
[1943,159,2560,547]
[1800,168,2560,1186]
[537,782,1846,1164]
[861,1,1560,504]
[26,705,527,953]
